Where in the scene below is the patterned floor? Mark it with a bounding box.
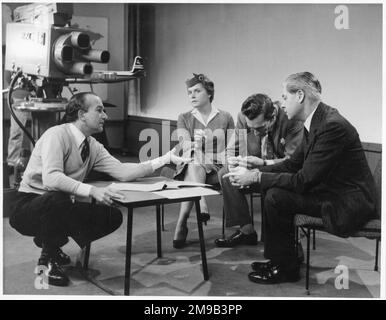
[3,196,381,297]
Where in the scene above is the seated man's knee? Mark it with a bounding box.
[109,208,123,232]
[264,187,289,208]
[43,191,72,204]
[187,163,205,173]
[218,166,228,179]
[219,167,231,185]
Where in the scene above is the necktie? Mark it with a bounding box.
[304,127,309,144]
[261,134,275,160]
[81,139,90,162]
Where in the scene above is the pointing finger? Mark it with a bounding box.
[223,172,236,179]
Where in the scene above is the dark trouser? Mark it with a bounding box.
[9,191,123,249]
[218,167,260,228]
[263,187,322,267]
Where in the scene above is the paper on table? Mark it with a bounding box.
[109,180,211,192]
[153,187,220,199]
[163,180,211,188]
[109,181,167,192]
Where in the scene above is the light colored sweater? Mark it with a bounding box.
[19,123,154,196]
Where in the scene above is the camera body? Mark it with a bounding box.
[5,23,109,79]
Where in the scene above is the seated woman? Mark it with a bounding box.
[173,73,235,248]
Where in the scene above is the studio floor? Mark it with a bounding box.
[2,193,381,298]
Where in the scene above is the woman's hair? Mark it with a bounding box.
[64,92,97,123]
[241,93,275,121]
[185,73,215,102]
[284,72,322,101]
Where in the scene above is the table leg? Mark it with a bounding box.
[194,199,209,280]
[156,204,162,258]
[83,244,91,270]
[124,207,133,295]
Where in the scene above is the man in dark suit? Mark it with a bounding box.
[215,94,303,247]
[224,72,376,284]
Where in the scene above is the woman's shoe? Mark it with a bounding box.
[173,226,188,249]
[199,213,211,225]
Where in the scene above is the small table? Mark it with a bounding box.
[84,180,210,295]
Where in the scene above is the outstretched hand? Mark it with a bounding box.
[167,147,193,165]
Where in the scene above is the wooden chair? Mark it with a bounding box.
[294,158,382,294]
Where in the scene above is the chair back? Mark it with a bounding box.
[373,158,382,220]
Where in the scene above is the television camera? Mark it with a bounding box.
[4,3,145,145]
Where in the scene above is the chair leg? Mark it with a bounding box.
[222,207,225,239]
[374,239,380,272]
[250,193,254,227]
[83,243,91,270]
[260,195,265,242]
[305,228,311,295]
[161,204,165,231]
[312,229,316,250]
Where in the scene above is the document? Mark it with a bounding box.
[109,180,212,192]
[153,187,220,199]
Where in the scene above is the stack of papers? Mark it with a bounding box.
[109,180,212,192]
[153,187,220,199]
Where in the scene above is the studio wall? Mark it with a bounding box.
[140,4,382,143]
[73,3,126,121]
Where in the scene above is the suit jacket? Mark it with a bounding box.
[260,102,376,237]
[226,106,303,160]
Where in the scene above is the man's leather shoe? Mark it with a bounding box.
[248,264,300,284]
[251,260,272,272]
[215,230,258,248]
[36,259,70,287]
[53,248,71,265]
[252,250,304,272]
[251,243,304,271]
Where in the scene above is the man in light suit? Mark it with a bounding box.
[225,72,376,284]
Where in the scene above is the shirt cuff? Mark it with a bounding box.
[252,170,262,184]
[265,159,275,166]
[149,155,168,171]
[76,183,92,198]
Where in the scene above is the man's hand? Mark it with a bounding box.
[238,156,264,169]
[166,147,192,165]
[90,186,125,206]
[223,167,260,188]
[227,156,241,170]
